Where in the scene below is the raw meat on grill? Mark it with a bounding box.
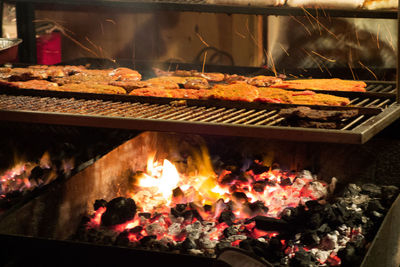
[271,78,367,92]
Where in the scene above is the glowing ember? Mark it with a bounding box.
[76,151,397,266]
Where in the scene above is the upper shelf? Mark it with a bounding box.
[4,0,398,19]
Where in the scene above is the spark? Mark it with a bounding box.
[358,61,378,80]
[245,18,260,49]
[383,23,395,51]
[376,24,381,49]
[202,51,208,73]
[264,49,277,77]
[310,50,336,63]
[234,30,246,39]
[105,19,116,25]
[348,62,356,81]
[278,43,289,56]
[289,15,312,36]
[196,32,210,47]
[301,7,338,40]
[355,28,361,48]
[320,61,332,77]
[302,48,323,73]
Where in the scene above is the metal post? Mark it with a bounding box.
[397,0,400,103]
[16,2,36,64]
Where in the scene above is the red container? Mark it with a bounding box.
[36,31,61,65]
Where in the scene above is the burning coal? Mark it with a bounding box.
[72,150,398,266]
[0,151,74,212]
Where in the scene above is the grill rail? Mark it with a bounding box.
[1,81,400,144]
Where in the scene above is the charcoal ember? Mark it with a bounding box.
[130,225,143,234]
[146,222,165,236]
[263,237,284,263]
[280,177,292,186]
[232,191,248,203]
[101,197,137,227]
[138,212,151,219]
[28,166,45,183]
[252,180,267,192]
[255,216,289,232]
[366,199,386,215]
[140,235,157,247]
[93,199,107,211]
[199,235,217,249]
[183,209,203,222]
[319,232,338,250]
[187,249,204,256]
[337,242,363,267]
[245,201,269,216]
[305,200,324,212]
[342,184,362,197]
[168,222,182,236]
[226,235,247,243]
[223,225,240,237]
[316,223,331,236]
[172,187,185,201]
[171,203,187,217]
[290,248,317,267]
[220,173,238,185]
[239,238,269,258]
[86,228,105,243]
[219,210,235,226]
[115,230,130,246]
[306,212,323,230]
[249,162,269,175]
[159,236,177,248]
[203,204,212,212]
[280,207,299,223]
[215,241,232,254]
[182,237,197,251]
[301,231,320,247]
[149,240,170,252]
[381,185,399,206]
[361,183,382,197]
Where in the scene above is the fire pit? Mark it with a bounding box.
[0,131,398,267]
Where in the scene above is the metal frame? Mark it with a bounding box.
[4,0,399,63]
[1,82,399,144]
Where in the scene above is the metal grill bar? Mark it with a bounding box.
[1,86,400,144]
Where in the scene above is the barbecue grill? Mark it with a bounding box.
[0,79,399,144]
[0,1,399,267]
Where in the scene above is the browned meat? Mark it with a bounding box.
[59,82,126,94]
[271,78,367,92]
[109,67,142,82]
[247,75,283,87]
[0,79,60,91]
[279,106,359,121]
[183,78,210,89]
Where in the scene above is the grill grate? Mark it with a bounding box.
[0,81,399,144]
